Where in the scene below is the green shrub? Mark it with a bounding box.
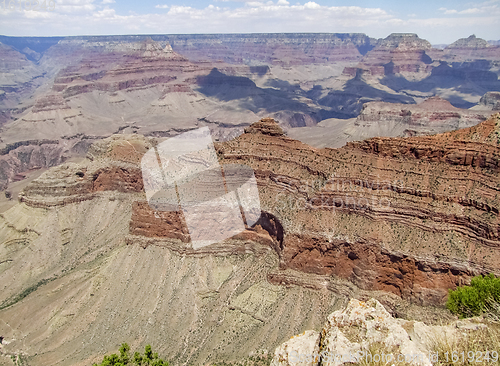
[447,274,500,319]
[93,343,169,366]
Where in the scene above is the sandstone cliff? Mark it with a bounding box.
[216,116,500,307]
[343,33,436,79]
[441,35,500,61]
[354,97,489,137]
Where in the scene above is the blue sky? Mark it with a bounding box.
[0,0,499,44]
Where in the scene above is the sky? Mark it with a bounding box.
[0,0,499,44]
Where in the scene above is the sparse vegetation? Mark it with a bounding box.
[447,274,500,319]
[9,353,29,366]
[93,343,169,366]
[428,325,500,366]
[348,324,500,366]
[0,277,55,310]
[210,351,272,366]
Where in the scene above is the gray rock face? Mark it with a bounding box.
[447,35,490,49]
[480,92,500,110]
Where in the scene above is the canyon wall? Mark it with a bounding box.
[15,116,500,306]
[2,117,499,364]
[215,116,500,305]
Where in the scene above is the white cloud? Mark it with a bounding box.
[461,7,482,13]
[0,0,498,43]
[440,2,500,15]
[92,7,115,18]
[102,0,115,4]
[167,5,195,15]
[246,2,264,7]
[304,1,320,9]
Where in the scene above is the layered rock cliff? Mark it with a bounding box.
[343,33,436,78]
[2,115,500,365]
[0,42,44,124]
[354,97,489,137]
[15,115,499,307]
[215,116,500,306]
[165,33,376,65]
[441,35,500,61]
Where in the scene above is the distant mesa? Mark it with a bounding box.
[446,34,491,49]
[377,33,432,50]
[343,33,434,77]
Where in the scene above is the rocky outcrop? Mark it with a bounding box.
[19,134,151,207]
[271,298,481,366]
[480,92,500,111]
[343,33,435,78]
[448,35,490,49]
[271,330,321,366]
[355,97,489,136]
[244,117,285,136]
[439,35,500,61]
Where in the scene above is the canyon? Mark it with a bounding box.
[1,31,500,365]
[0,114,499,364]
[0,33,498,192]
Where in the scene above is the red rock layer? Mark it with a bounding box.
[356,97,489,135]
[31,94,70,113]
[129,201,190,242]
[214,116,500,305]
[343,33,434,77]
[166,33,373,65]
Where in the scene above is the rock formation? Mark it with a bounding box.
[479,92,500,111]
[271,298,485,366]
[1,33,499,196]
[216,115,500,306]
[165,33,375,65]
[343,33,436,78]
[0,42,44,124]
[354,97,489,137]
[442,35,500,61]
[2,114,500,364]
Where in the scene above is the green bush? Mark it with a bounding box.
[447,274,500,318]
[93,343,169,366]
